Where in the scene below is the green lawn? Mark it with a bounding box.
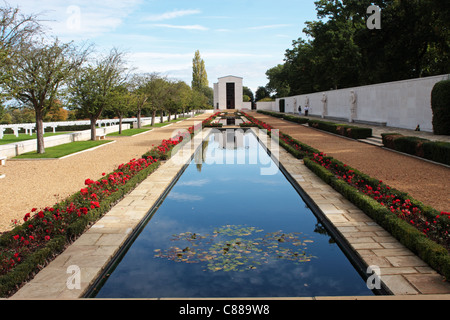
[0,132,68,145]
[13,140,112,159]
[107,128,150,136]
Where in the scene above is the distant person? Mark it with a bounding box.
[415,125,421,132]
[304,105,309,116]
[298,105,302,116]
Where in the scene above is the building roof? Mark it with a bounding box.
[217,75,243,79]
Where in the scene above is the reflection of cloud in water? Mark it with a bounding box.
[167,192,203,202]
[177,179,210,187]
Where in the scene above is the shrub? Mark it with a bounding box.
[304,156,450,280]
[393,136,429,157]
[423,141,450,166]
[431,80,450,135]
[241,113,450,280]
[382,133,450,166]
[257,110,284,118]
[381,133,402,149]
[0,114,216,297]
[283,114,309,125]
[308,119,372,140]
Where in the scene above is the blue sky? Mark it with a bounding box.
[11,0,319,93]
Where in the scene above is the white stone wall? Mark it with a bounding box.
[275,74,449,132]
[242,102,253,110]
[256,101,277,111]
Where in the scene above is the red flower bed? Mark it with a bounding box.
[1,156,159,275]
[243,112,450,252]
[309,152,450,251]
[1,112,221,277]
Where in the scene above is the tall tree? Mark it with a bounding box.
[129,74,151,129]
[69,48,127,140]
[5,38,89,153]
[142,73,169,126]
[267,0,450,96]
[192,50,208,90]
[107,84,134,134]
[0,3,41,72]
[0,3,41,112]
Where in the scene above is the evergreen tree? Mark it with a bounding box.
[192,50,208,90]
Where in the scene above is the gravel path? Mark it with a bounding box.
[0,115,211,232]
[248,112,450,213]
[2,112,448,233]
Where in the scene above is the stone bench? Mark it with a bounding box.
[0,156,6,166]
[97,133,107,140]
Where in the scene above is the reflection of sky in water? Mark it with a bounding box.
[94,131,374,298]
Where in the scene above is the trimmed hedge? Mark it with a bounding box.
[382,133,450,166]
[308,119,373,140]
[0,114,218,297]
[257,110,310,125]
[0,160,161,297]
[282,114,310,125]
[257,110,285,118]
[431,80,450,135]
[242,112,450,281]
[304,157,450,280]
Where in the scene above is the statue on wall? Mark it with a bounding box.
[304,96,310,116]
[321,93,328,119]
[350,90,357,122]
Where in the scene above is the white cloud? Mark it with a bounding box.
[151,24,209,31]
[11,0,143,39]
[178,179,210,187]
[144,9,201,21]
[168,192,203,202]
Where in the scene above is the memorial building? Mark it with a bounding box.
[213,76,244,110]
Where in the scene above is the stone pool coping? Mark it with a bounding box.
[8,128,450,300]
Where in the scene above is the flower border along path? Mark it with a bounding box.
[2,113,219,299]
[243,112,450,296]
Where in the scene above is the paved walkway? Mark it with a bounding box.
[8,122,450,299]
[0,115,211,232]
[247,112,450,213]
[288,113,450,143]
[253,128,450,296]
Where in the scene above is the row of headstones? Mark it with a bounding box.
[0,119,144,140]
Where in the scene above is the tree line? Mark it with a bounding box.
[0,4,211,153]
[265,0,450,98]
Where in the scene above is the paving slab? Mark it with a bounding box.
[8,124,450,300]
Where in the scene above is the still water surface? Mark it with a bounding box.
[92,130,374,298]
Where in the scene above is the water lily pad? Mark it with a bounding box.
[154,225,317,272]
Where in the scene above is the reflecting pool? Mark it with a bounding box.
[91,129,375,298]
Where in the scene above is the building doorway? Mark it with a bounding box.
[226,83,235,109]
